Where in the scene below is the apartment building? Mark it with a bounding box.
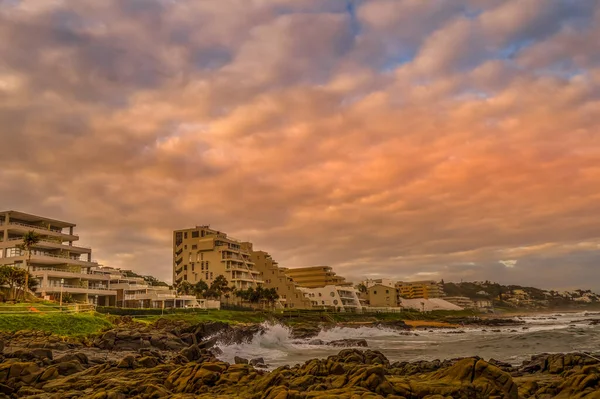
[396,280,443,299]
[299,285,363,312]
[173,226,263,290]
[284,266,351,288]
[367,284,399,307]
[0,210,116,305]
[247,247,312,309]
[363,278,395,289]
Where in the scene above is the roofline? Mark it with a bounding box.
[0,210,76,228]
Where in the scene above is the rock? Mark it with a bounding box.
[53,352,89,365]
[250,357,265,366]
[117,355,138,369]
[0,340,4,354]
[308,339,325,345]
[328,339,368,347]
[234,356,249,365]
[0,383,14,395]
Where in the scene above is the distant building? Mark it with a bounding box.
[400,298,464,312]
[367,284,399,307]
[284,266,351,288]
[248,248,312,309]
[299,285,362,312]
[443,296,475,309]
[396,280,443,299]
[173,226,263,290]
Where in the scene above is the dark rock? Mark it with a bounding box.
[0,340,4,354]
[328,339,368,347]
[117,355,138,369]
[250,357,265,366]
[234,356,249,365]
[308,339,325,345]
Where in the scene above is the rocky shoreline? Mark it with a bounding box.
[1,317,598,398]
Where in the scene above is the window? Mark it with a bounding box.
[333,299,338,305]
[201,262,204,271]
[183,265,187,271]
[321,301,325,305]
[206,272,209,280]
[373,290,377,295]
[201,253,204,261]
[184,245,187,250]
[330,292,335,297]
[386,290,389,294]
[318,293,322,297]
[206,261,209,270]
[188,253,192,261]
[192,231,199,238]
[210,272,213,279]
[191,264,195,272]
[192,244,197,250]
[183,275,187,281]
[184,232,188,239]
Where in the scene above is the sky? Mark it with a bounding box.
[1,0,600,291]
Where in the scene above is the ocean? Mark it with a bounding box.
[215,312,600,368]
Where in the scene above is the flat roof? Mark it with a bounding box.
[1,210,76,228]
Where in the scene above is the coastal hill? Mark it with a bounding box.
[442,280,599,309]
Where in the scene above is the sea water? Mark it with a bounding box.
[215,312,600,369]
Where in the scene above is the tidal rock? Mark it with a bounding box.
[250,357,265,366]
[328,339,368,347]
[234,356,249,365]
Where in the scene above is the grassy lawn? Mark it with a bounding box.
[0,312,113,336]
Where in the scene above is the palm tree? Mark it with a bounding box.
[17,231,41,301]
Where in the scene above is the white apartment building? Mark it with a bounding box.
[0,210,116,305]
[299,285,363,312]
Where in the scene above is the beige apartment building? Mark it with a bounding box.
[0,210,116,305]
[248,247,312,309]
[367,284,399,307]
[173,226,263,290]
[283,266,351,288]
[396,280,443,299]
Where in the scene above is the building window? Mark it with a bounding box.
[189,254,192,261]
[184,245,187,250]
[373,290,377,295]
[330,292,335,297]
[206,272,209,280]
[318,293,322,297]
[201,262,204,271]
[321,301,325,305]
[201,253,204,261]
[192,231,199,238]
[191,264,195,272]
[206,261,209,270]
[386,290,389,294]
[183,275,187,280]
[192,244,197,250]
[184,232,188,239]
[210,272,213,279]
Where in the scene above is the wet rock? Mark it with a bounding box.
[250,357,265,366]
[234,356,249,365]
[328,339,368,347]
[308,339,326,345]
[0,339,4,354]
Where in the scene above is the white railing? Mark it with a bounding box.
[39,284,111,291]
[33,267,93,275]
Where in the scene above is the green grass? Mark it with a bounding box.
[0,313,113,336]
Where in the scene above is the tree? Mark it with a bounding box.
[177,281,193,296]
[194,280,209,298]
[356,283,367,294]
[17,230,41,300]
[0,265,35,300]
[210,275,230,298]
[264,288,279,309]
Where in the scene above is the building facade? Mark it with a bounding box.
[248,248,312,309]
[284,266,350,288]
[396,280,443,299]
[443,296,475,309]
[299,285,362,312]
[0,210,116,305]
[173,226,263,290]
[367,284,399,307]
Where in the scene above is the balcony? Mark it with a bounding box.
[31,267,110,281]
[1,221,79,241]
[29,252,97,267]
[37,284,117,296]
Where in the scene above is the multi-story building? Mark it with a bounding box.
[443,296,475,309]
[284,266,351,288]
[396,280,443,299]
[363,278,395,289]
[299,285,362,312]
[0,210,116,305]
[173,226,263,290]
[247,247,312,309]
[367,284,399,307]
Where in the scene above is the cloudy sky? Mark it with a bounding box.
[1,0,599,291]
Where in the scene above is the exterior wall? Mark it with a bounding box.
[396,280,443,299]
[367,284,399,307]
[249,249,312,309]
[173,226,263,290]
[284,266,350,288]
[299,285,362,312]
